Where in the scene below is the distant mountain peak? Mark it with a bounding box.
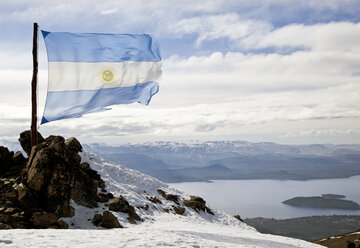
[205,163,230,170]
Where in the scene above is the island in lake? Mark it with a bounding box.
[282,194,360,210]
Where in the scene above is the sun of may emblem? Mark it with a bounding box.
[103,70,113,81]
[99,67,116,84]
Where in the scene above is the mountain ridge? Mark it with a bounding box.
[84,141,360,183]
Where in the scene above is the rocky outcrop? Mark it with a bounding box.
[234,215,243,222]
[147,196,162,204]
[157,189,179,205]
[183,196,214,215]
[30,212,58,228]
[0,130,110,229]
[19,130,44,156]
[1,130,218,230]
[173,206,185,215]
[106,196,142,224]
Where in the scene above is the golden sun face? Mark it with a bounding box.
[99,67,117,85]
[102,69,114,82]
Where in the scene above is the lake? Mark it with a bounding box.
[170,175,360,219]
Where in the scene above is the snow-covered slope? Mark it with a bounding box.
[0,151,323,248]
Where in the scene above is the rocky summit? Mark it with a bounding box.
[0,130,112,229]
[0,130,216,230]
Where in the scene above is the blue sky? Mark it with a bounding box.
[0,0,359,145]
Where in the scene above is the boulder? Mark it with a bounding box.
[19,130,44,156]
[71,161,105,208]
[70,167,99,208]
[234,215,243,222]
[17,183,35,209]
[106,196,141,224]
[26,148,51,192]
[0,146,14,172]
[92,211,122,229]
[183,195,214,215]
[9,213,27,228]
[157,189,179,205]
[65,137,82,153]
[56,220,69,229]
[173,206,186,215]
[30,212,58,228]
[101,211,122,228]
[12,151,26,165]
[92,213,103,226]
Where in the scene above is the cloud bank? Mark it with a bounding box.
[0,1,359,144]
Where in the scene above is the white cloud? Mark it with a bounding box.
[283,129,360,138]
[246,22,360,52]
[170,13,360,53]
[171,13,272,46]
[100,8,118,15]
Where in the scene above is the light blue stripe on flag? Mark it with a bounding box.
[41,30,162,124]
[41,31,161,62]
[41,82,159,124]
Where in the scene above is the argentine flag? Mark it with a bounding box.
[41,30,162,124]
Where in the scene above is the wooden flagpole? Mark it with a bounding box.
[31,23,38,147]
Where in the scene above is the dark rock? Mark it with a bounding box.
[234,215,243,222]
[189,196,206,205]
[97,192,114,203]
[25,133,98,216]
[157,189,166,197]
[0,146,14,172]
[56,220,69,229]
[106,196,141,224]
[100,211,122,228]
[12,151,26,165]
[19,130,44,156]
[30,212,58,228]
[173,206,185,215]
[183,195,214,215]
[0,222,10,229]
[347,241,356,248]
[26,148,52,192]
[79,162,90,170]
[147,196,162,204]
[17,183,35,209]
[70,168,99,208]
[157,189,179,205]
[107,196,130,212]
[165,194,179,204]
[9,213,27,228]
[71,161,105,208]
[137,204,149,211]
[92,213,103,226]
[65,137,82,153]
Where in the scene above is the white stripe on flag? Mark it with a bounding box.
[48,61,162,92]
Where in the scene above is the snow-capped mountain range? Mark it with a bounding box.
[83,141,360,182]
